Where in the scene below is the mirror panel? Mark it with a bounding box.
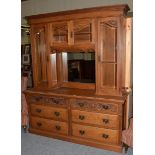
[62,52,95,83]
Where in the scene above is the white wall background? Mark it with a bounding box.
[21,0,133,24]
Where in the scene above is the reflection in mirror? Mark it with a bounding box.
[50,53,57,84]
[62,52,95,83]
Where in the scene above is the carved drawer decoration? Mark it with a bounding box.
[71,99,94,110]
[27,95,67,107]
[27,95,44,102]
[95,102,119,114]
[47,97,66,106]
[71,99,121,114]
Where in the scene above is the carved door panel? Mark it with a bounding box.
[50,19,94,48]
[51,22,68,45]
[31,24,48,88]
[73,19,94,44]
[96,18,120,95]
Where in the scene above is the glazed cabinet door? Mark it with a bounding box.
[50,19,94,48]
[31,24,48,88]
[72,19,94,44]
[96,18,121,95]
[51,22,68,45]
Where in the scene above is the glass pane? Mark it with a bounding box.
[52,23,68,42]
[101,63,116,88]
[101,21,117,62]
[74,21,92,43]
[62,52,95,83]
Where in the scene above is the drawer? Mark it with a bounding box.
[27,95,67,107]
[71,99,121,114]
[30,116,68,135]
[72,123,120,145]
[30,104,68,121]
[72,110,120,129]
[71,99,94,110]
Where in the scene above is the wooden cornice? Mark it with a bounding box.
[26,4,130,25]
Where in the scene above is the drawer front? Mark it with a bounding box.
[72,123,119,145]
[30,104,68,121]
[71,99,121,114]
[72,110,120,129]
[30,116,68,135]
[27,95,67,107]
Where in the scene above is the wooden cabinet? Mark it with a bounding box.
[24,4,132,153]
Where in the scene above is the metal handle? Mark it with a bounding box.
[52,98,59,104]
[79,130,85,135]
[121,87,132,96]
[102,134,109,139]
[79,115,85,120]
[36,109,42,113]
[102,105,109,110]
[102,119,109,124]
[78,102,84,107]
[54,111,60,117]
[55,125,61,130]
[35,96,42,101]
[37,122,42,127]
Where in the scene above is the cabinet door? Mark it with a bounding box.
[73,19,94,44]
[96,19,120,95]
[51,22,68,45]
[50,20,95,47]
[31,24,48,88]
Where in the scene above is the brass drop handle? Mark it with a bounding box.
[55,125,61,130]
[54,111,60,117]
[52,98,59,104]
[78,102,84,107]
[36,109,42,113]
[102,119,109,124]
[102,134,109,139]
[35,96,42,101]
[37,122,42,127]
[79,130,85,135]
[102,105,109,110]
[79,115,85,120]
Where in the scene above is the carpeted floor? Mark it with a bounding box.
[21,129,133,155]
